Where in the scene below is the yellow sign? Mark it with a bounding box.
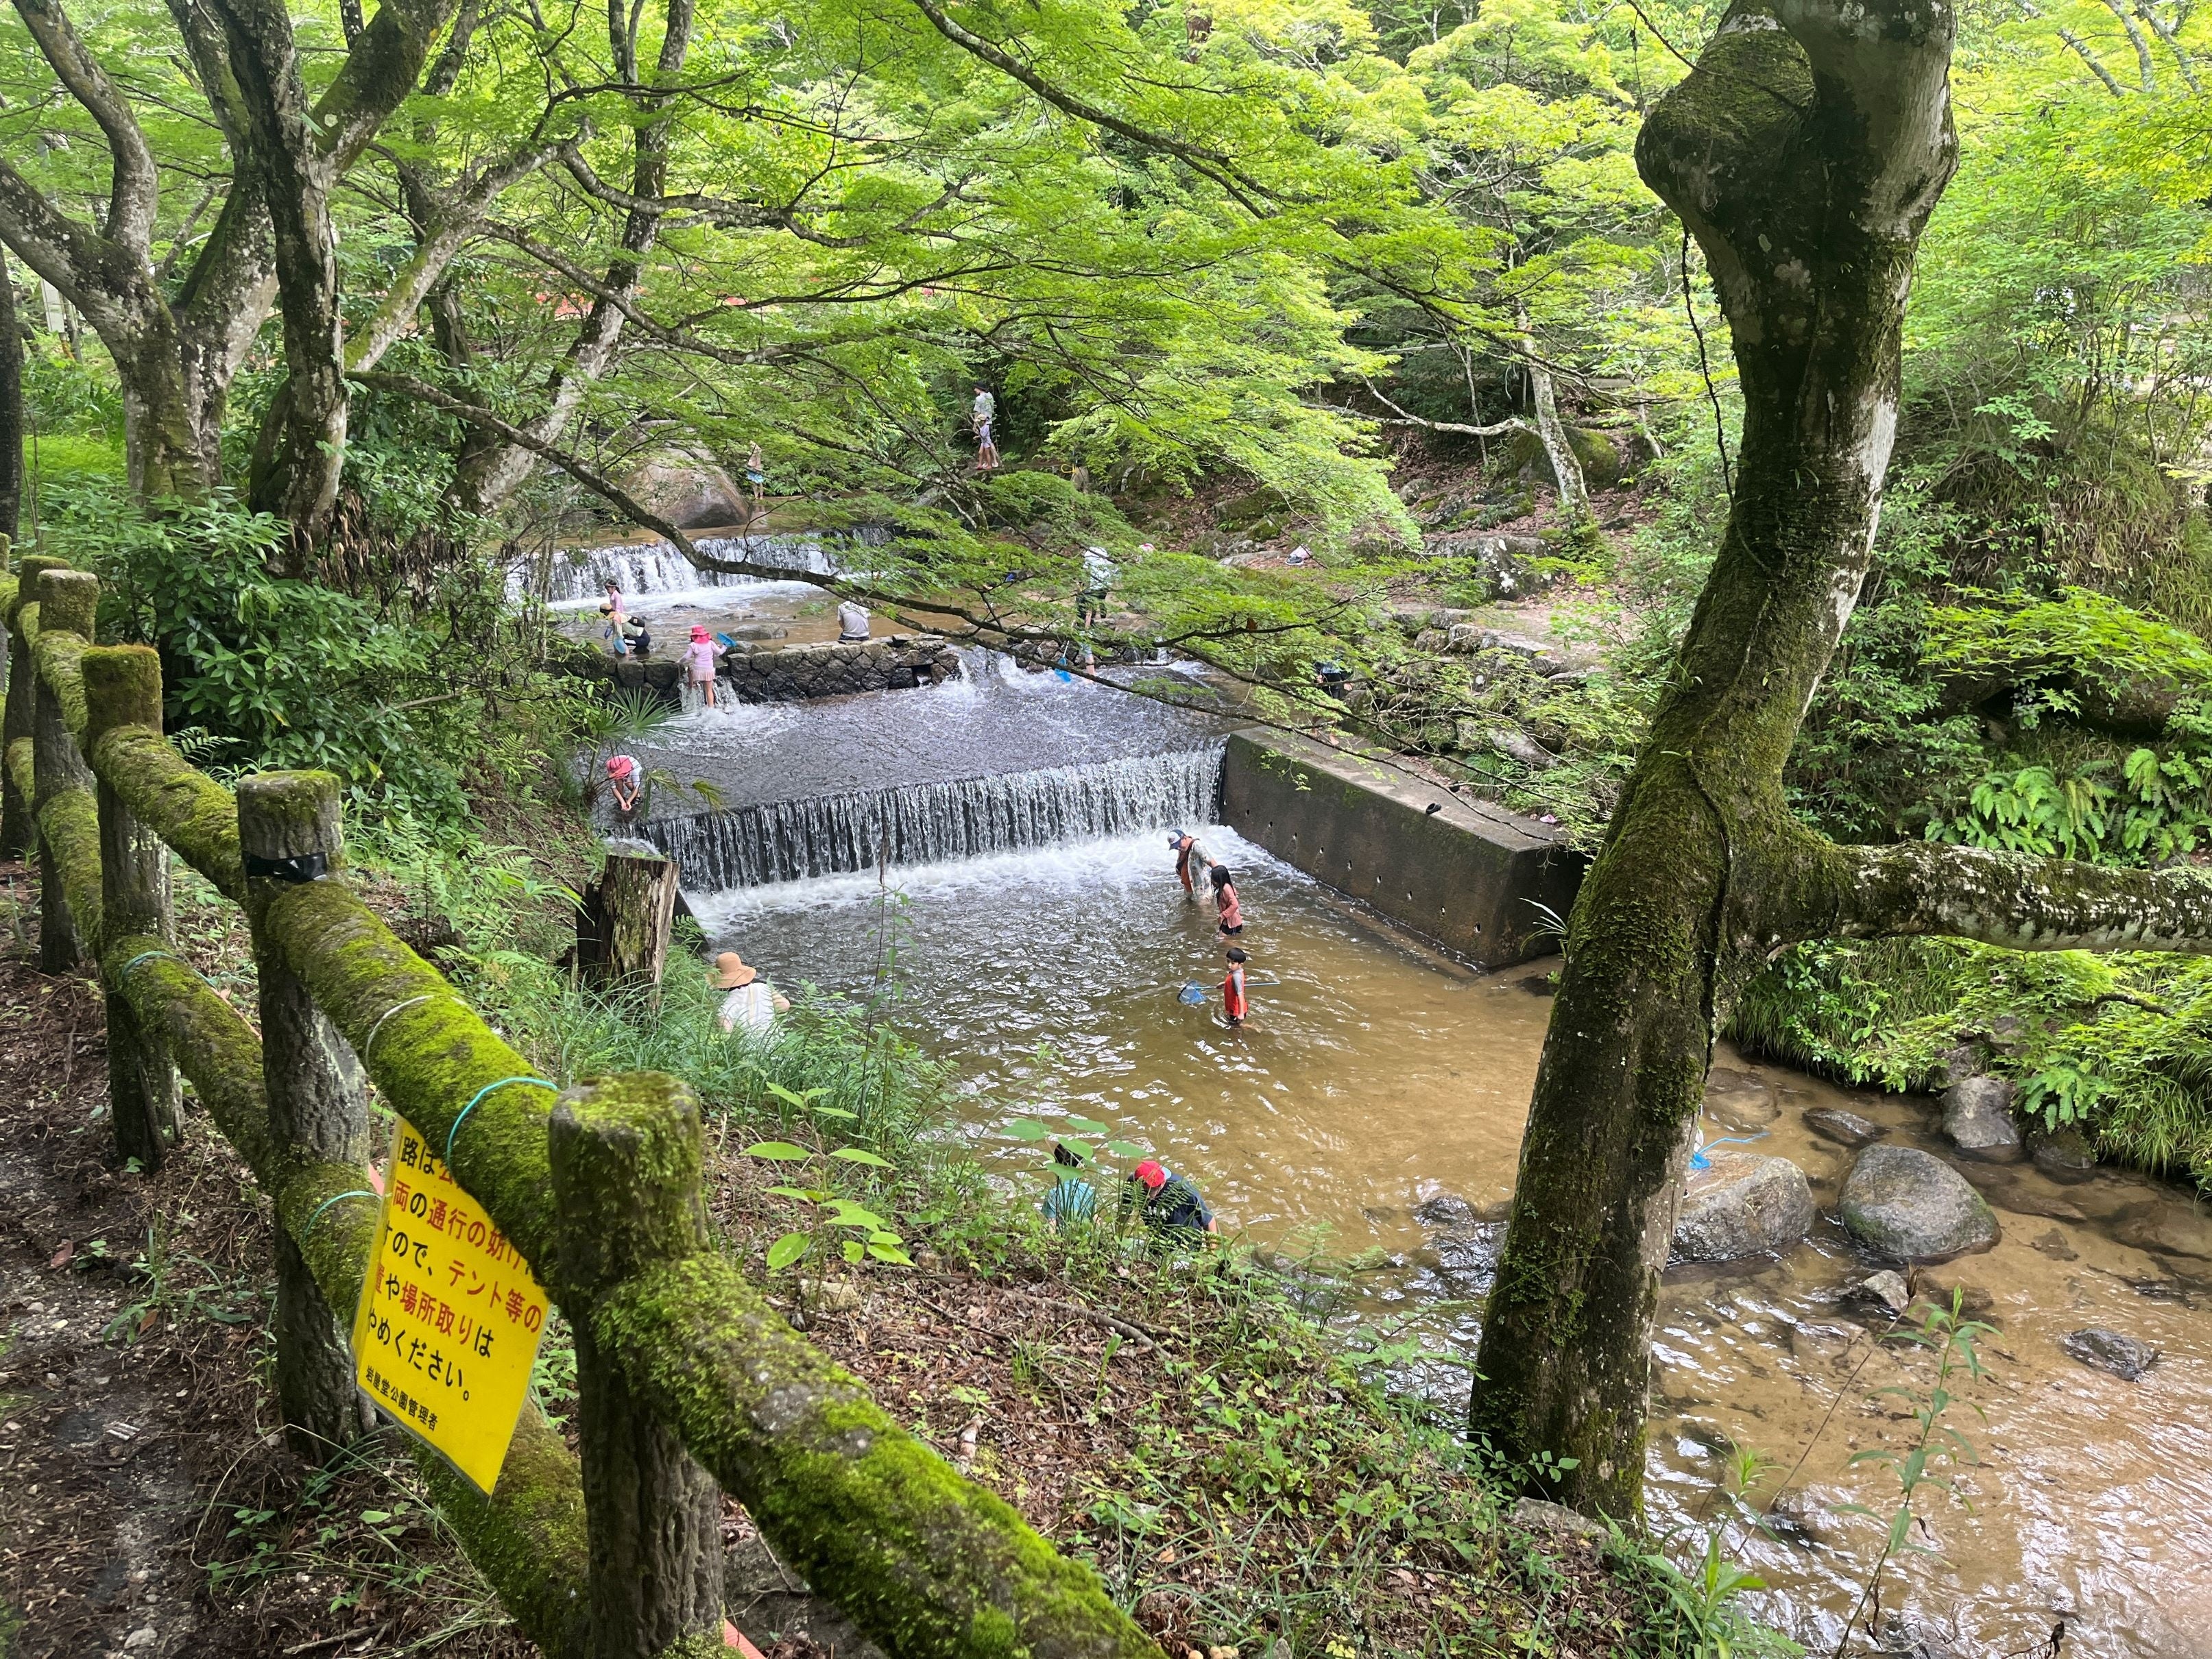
[350,1115,550,1492]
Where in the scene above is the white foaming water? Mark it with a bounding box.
[642,744,1225,887]
[689,823,1271,921]
[516,533,834,606]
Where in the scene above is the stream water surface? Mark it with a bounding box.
[693,829,2212,1659]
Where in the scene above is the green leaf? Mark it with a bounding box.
[765,1232,810,1270]
[828,1147,893,1167]
[359,1510,393,1525]
[745,1141,813,1161]
[1104,1140,1148,1158]
[827,1202,887,1230]
[867,1242,915,1266]
[812,1106,859,1121]
[1063,1114,1110,1135]
[1003,1119,1051,1141]
[841,1239,865,1263]
[1057,1138,1094,1163]
[765,1185,819,1202]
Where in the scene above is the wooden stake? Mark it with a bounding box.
[32,568,97,972]
[4,555,67,864]
[549,1075,724,1659]
[84,646,182,1169]
[577,852,680,1003]
[239,769,372,1457]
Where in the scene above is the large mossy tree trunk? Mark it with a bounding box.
[1469,0,1961,1515]
[1473,0,2212,1518]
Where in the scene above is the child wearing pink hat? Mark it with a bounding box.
[605,753,640,814]
[684,625,725,707]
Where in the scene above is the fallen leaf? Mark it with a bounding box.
[49,1239,72,1269]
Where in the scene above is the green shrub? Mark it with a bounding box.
[37,480,471,828]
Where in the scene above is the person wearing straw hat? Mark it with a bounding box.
[712,951,789,1033]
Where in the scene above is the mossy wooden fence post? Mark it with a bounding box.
[0,531,19,861]
[240,770,374,1456]
[32,568,98,971]
[83,645,183,1169]
[549,1075,725,1659]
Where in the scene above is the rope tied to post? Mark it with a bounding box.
[117,948,178,981]
[446,1076,560,1167]
[302,1189,376,1240]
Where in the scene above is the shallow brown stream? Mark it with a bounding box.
[693,825,2212,1658]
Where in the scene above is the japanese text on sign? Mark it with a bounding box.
[350,1114,550,1493]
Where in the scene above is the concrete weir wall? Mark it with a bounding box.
[565,635,956,703]
[1221,729,1583,967]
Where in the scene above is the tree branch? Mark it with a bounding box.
[347,134,571,372]
[1796,836,2212,954]
[12,0,160,252]
[902,0,1273,214]
[2134,0,2201,89]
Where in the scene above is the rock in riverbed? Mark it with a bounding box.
[2031,1127,2098,1181]
[1672,1153,1813,1261]
[1846,1270,1913,1316]
[1838,1146,1999,1261]
[1805,1107,1885,1148]
[2061,1327,2159,1380]
[1941,1076,2022,1160]
[1704,1067,1780,1129]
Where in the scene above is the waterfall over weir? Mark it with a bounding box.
[515,531,833,605]
[642,746,1224,888]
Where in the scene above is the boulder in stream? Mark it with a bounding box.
[2111,1202,2212,1263]
[1428,1224,1504,1296]
[1941,1076,2022,1161]
[2061,1327,2159,1380]
[1845,1269,1912,1316]
[1837,1146,1999,1261]
[1672,1153,1813,1261]
[2030,1126,2098,1181]
[1805,1107,1885,1148]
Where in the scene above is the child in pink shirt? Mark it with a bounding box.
[1211,864,1243,935]
[684,625,724,707]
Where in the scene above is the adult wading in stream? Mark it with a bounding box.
[1471,0,2212,1518]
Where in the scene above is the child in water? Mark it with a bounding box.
[1223,946,1249,1028]
[1211,864,1243,935]
[684,625,724,707]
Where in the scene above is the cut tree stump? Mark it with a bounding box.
[577,853,680,1000]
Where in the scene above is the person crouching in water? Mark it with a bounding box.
[1121,1159,1217,1242]
[605,753,642,816]
[1210,863,1243,935]
[684,625,724,707]
[1223,946,1249,1028]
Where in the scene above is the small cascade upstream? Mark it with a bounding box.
[516,531,834,605]
[642,745,1224,887]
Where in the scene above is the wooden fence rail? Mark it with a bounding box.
[0,545,1162,1659]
